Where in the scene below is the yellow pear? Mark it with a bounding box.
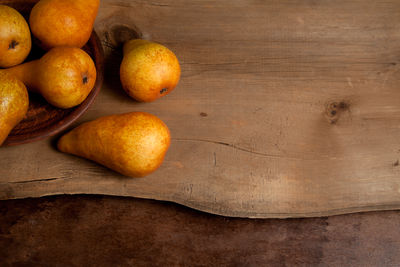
[29,0,99,49]
[0,5,31,68]
[0,72,29,145]
[120,39,181,102]
[1,46,96,109]
[58,112,171,177]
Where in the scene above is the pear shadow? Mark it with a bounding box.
[49,132,64,151]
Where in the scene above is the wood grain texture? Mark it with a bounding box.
[2,0,400,218]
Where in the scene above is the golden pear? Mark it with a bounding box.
[1,46,96,109]
[0,72,29,145]
[0,5,31,68]
[58,112,171,177]
[29,0,99,49]
[120,39,181,102]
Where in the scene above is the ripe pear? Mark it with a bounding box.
[0,5,31,68]
[120,39,181,102]
[29,0,99,50]
[0,72,29,146]
[1,46,96,109]
[58,112,171,177]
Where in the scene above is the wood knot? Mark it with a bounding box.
[326,101,350,124]
[102,24,143,53]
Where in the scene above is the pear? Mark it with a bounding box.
[58,112,171,177]
[0,5,31,68]
[120,39,181,102]
[1,46,96,109]
[29,0,99,49]
[0,72,29,146]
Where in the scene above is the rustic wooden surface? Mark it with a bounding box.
[1,196,400,266]
[2,0,400,218]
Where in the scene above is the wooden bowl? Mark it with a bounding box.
[1,0,104,146]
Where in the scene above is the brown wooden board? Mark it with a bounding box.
[2,0,400,218]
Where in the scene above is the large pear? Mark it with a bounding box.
[29,0,99,49]
[58,112,171,177]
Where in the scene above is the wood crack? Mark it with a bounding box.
[104,1,169,8]
[2,177,71,185]
[172,138,299,160]
[182,60,395,66]
[171,138,354,161]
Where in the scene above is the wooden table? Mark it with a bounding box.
[3,0,400,219]
[1,196,400,266]
[2,0,400,264]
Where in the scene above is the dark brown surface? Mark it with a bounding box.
[1,196,400,266]
[2,0,104,146]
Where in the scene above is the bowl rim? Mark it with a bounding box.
[3,31,104,146]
